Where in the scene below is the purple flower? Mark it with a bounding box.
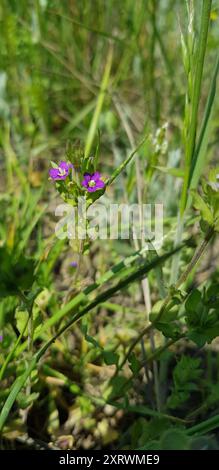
[49,161,73,181]
[70,261,78,268]
[82,172,105,192]
[0,334,3,343]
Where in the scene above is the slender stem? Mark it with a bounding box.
[72,239,84,285]
[175,227,214,287]
[105,135,147,186]
[170,213,185,284]
[141,336,184,367]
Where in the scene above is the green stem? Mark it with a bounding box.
[187,413,219,437]
[105,135,147,186]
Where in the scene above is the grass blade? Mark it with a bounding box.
[180,0,212,214]
[105,135,147,186]
[189,53,219,191]
[84,45,113,158]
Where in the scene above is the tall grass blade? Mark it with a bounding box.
[180,0,212,214]
[84,46,113,158]
[189,53,219,191]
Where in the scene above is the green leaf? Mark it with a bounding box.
[189,324,219,347]
[185,289,202,313]
[205,284,219,308]
[167,356,202,409]
[17,392,39,409]
[104,376,131,401]
[167,390,190,410]
[154,321,181,340]
[81,319,100,349]
[160,428,189,450]
[128,352,141,374]
[191,190,214,226]
[15,310,29,337]
[103,350,119,366]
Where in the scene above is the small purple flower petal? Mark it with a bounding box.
[59,161,69,170]
[81,171,105,192]
[0,334,3,342]
[49,161,73,181]
[70,261,78,268]
[95,180,105,189]
[59,161,73,172]
[49,168,60,179]
[92,171,101,181]
[82,173,91,187]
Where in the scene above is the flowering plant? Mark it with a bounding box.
[49,142,106,208]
